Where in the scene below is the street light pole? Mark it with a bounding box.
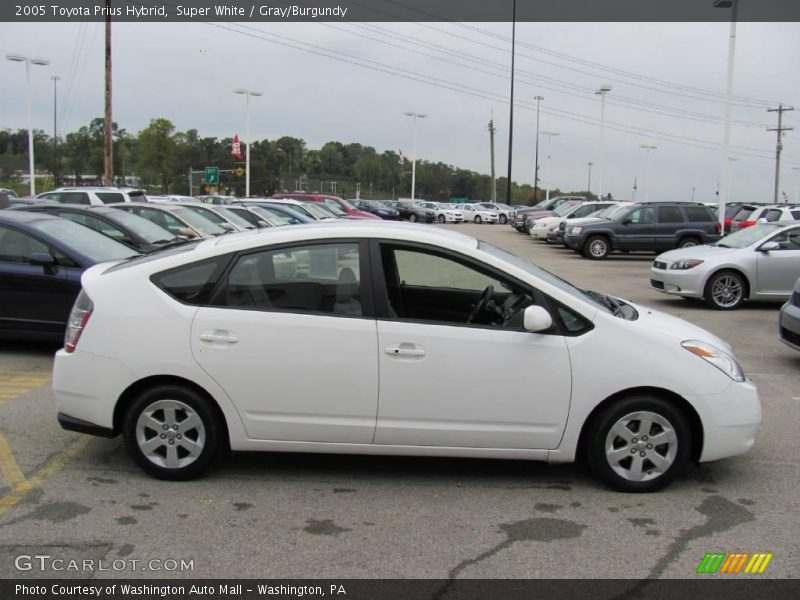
[51,75,60,185]
[714,0,739,234]
[7,54,50,196]
[587,162,593,194]
[234,89,263,198]
[539,131,559,201]
[639,144,657,202]
[403,111,427,200]
[595,85,612,199]
[532,95,543,203]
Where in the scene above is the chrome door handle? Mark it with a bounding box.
[199,331,239,344]
[384,344,426,357]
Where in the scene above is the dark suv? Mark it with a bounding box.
[564,202,720,260]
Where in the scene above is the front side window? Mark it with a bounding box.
[767,228,800,250]
[223,242,363,317]
[0,225,49,263]
[626,207,655,225]
[380,244,534,329]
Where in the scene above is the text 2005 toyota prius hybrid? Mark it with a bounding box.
[53,222,760,492]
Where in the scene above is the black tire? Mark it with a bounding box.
[499,214,508,224]
[475,216,482,224]
[123,385,223,480]
[409,213,418,223]
[586,235,610,260]
[678,236,701,249]
[704,270,746,310]
[586,395,691,493]
[438,214,446,224]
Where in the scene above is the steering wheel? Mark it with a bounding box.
[467,285,494,324]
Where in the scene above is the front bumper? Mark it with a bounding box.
[779,300,800,351]
[564,234,585,250]
[530,227,550,240]
[649,264,707,298]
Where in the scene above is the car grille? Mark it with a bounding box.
[793,291,800,307]
[781,326,800,346]
[559,222,566,230]
[653,261,667,270]
[650,279,665,290]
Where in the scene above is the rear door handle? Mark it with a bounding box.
[199,330,239,344]
[384,343,426,357]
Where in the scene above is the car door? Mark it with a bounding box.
[756,228,800,295]
[0,225,76,336]
[617,206,656,250]
[189,240,379,443]
[654,206,686,249]
[372,242,572,450]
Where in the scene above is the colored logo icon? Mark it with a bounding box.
[696,552,773,574]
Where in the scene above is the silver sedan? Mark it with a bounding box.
[650,223,800,309]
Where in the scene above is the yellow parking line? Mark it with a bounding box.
[0,434,27,491]
[0,372,51,408]
[0,436,93,516]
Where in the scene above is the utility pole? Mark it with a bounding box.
[505,0,517,205]
[539,131,559,202]
[51,75,59,185]
[767,104,794,203]
[487,111,497,202]
[587,162,593,195]
[532,95,543,204]
[691,186,696,202]
[104,4,113,186]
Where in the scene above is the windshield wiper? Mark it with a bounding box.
[584,289,624,316]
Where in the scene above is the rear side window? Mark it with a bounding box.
[733,207,754,222]
[658,206,684,224]
[684,207,713,222]
[152,257,229,305]
[60,192,91,205]
[763,209,783,222]
[792,210,800,220]
[95,192,125,204]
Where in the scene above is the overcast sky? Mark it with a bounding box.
[2,19,799,202]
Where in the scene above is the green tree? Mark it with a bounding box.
[136,118,176,192]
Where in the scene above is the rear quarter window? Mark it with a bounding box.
[95,192,125,204]
[683,207,713,222]
[60,192,91,205]
[151,256,229,305]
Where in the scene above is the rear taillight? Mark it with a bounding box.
[64,290,93,353]
[739,220,756,230]
[714,222,722,234]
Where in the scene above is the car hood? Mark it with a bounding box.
[627,301,733,352]
[656,244,742,262]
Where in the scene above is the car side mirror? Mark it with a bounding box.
[621,219,632,225]
[523,305,553,333]
[220,223,235,232]
[256,220,270,228]
[177,227,197,238]
[30,251,58,274]
[760,241,780,252]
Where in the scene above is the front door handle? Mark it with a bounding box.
[384,343,426,357]
[199,330,239,344]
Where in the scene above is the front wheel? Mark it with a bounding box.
[123,385,223,480]
[475,216,482,224]
[586,235,610,260]
[409,213,418,223]
[586,396,691,492]
[705,270,745,310]
[499,214,508,224]
[438,214,446,224]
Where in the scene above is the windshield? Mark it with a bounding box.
[215,207,256,229]
[329,197,355,210]
[172,208,228,235]
[254,206,295,225]
[716,223,787,248]
[553,201,580,217]
[33,218,140,262]
[183,205,228,225]
[437,203,453,209]
[597,205,628,220]
[302,202,335,219]
[321,202,346,216]
[107,209,179,243]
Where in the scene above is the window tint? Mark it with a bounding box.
[59,192,91,205]
[133,208,191,235]
[95,192,125,204]
[573,204,599,218]
[769,229,800,250]
[223,242,362,316]
[733,207,754,222]
[684,207,713,222]
[657,206,684,224]
[626,207,655,225]
[152,257,228,305]
[72,214,128,241]
[0,226,49,263]
[764,209,783,222]
[30,219,138,263]
[792,210,800,219]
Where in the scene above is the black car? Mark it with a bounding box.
[511,196,585,232]
[563,202,720,260]
[0,211,139,341]
[385,201,436,223]
[351,200,401,220]
[12,204,184,253]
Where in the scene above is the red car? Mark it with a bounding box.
[271,193,380,220]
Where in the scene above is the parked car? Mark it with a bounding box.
[650,222,800,309]
[415,201,464,223]
[459,203,500,224]
[11,204,185,254]
[54,222,761,492]
[510,197,580,232]
[730,203,800,232]
[0,211,139,340]
[112,203,229,239]
[0,188,20,199]
[557,204,631,247]
[148,195,198,204]
[384,201,436,223]
[179,203,256,231]
[196,195,238,206]
[241,202,314,224]
[719,202,764,234]
[474,202,514,224]
[223,206,279,228]
[272,193,380,220]
[36,187,145,205]
[779,277,800,351]
[350,199,401,220]
[565,202,720,260]
[530,201,618,242]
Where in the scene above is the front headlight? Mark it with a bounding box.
[681,340,745,382]
[570,226,583,235]
[670,259,704,270]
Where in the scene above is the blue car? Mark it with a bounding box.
[0,211,139,341]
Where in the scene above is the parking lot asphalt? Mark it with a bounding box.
[0,222,798,580]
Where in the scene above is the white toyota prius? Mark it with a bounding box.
[54,222,760,492]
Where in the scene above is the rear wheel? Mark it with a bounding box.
[704,270,746,310]
[499,214,508,224]
[586,395,690,492]
[123,385,223,480]
[586,235,610,260]
[475,216,482,224]
[678,236,701,249]
[409,213,418,223]
[438,214,446,224]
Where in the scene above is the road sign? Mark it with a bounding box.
[204,167,219,185]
